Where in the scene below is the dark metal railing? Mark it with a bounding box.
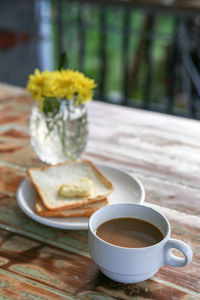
[179,22,200,118]
[122,9,131,104]
[98,6,107,99]
[49,0,200,118]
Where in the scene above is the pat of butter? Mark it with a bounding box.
[59,178,93,198]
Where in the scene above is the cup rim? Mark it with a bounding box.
[89,203,171,251]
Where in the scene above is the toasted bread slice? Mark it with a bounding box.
[27,159,114,211]
[35,193,109,217]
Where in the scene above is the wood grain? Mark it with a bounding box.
[0,87,199,299]
[0,227,199,299]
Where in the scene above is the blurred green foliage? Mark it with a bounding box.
[51,1,176,106]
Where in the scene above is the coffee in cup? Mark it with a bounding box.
[96,217,164,248]
[88,203,193,283]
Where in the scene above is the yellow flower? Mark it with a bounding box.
[26,69,48,100]
[26,68,97,110]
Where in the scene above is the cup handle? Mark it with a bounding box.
[164,238,193,267]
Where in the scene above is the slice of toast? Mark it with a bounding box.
[27,159,114,211]
[35,193,109,217]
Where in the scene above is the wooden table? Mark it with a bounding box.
[0,83,199,299]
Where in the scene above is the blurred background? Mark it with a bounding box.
[0,0,200,118]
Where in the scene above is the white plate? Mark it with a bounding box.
[17,164,145,230]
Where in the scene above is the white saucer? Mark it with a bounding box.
[17,164,145,230]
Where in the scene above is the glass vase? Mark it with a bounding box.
[29,99,88,165]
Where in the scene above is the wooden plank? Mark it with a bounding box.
[0,194,199,294]
[0,196,89,257]
[0,93,33,108]
[86,101,200,190]
[80,277,200,300]
[0,269,77,299]
[0,165,25,195]
[0,100,30,126]
[0,228,199,299]
[1,95,200,191]
[0,228,97,296]
[134,172,200,216]
[84,158,200,216]
[0,152,199,218]
[0,97,45,168]
[0,143,44,169]
[0,89,199,299]
[147,203,200,294]
[0,83,25,101]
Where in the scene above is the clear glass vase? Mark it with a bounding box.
[29,99,88,165]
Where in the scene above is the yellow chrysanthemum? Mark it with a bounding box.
[26,68,97,110]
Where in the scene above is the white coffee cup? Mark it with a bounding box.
[88,203,193,283]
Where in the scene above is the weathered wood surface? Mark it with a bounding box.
[0,83,199,299]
